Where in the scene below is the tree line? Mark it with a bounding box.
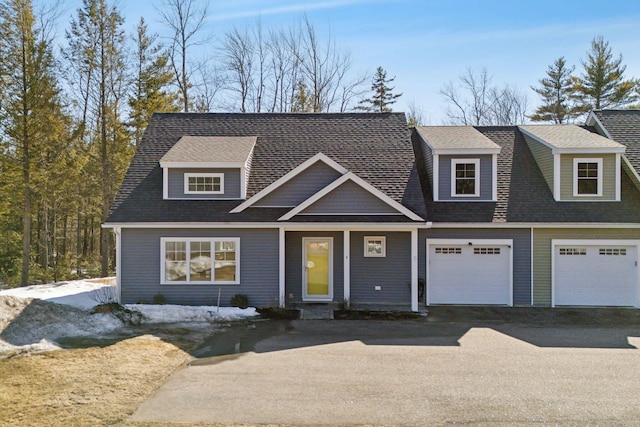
[0,0,401,287]
[438,36,638,126]
[0,0,637,287]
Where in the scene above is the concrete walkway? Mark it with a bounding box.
[131,320,640,426]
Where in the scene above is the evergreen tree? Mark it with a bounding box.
[129,17,179,146]
[530,57,578,123]
[357,66,402,113]
[292,80,313,112]
[573,36,636,111]
[65,0,131,277]
[0,0,70,285]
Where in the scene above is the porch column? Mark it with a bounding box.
[343,230,350,307]
[114,227,122,303]
[279,227,285,308]
[411,229,418,312]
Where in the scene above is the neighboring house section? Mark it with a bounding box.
[412,123,640,309]
[104,111,640,312]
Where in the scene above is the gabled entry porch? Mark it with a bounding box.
[278,226,420,312]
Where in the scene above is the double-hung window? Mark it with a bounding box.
[161,238,239,284]
[184,173,224,195]
[451,159,480,197]
[573,158,602,196]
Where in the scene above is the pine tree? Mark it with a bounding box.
[65,0,131,277]
[357,66,402,113]
[0,0,70,285]
[530,57,578,123]
[292,80,313,112]
[573,36,636,112]
[129,17,179,146]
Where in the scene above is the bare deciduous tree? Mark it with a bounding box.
[156,0,209,112]
[440,67,528,125]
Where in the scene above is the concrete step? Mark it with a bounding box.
[299,306,334,320]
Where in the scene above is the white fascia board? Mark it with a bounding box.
[278,172,425,222]
[162,167,169,200]
[433,154,439,201]
[622,155,640,188]
[587,112,614,139]
[432,148,501,155]
[429,222,640,229]
[103,221,433,230]
[518,127,624,154]
[230,152,348,213]
[159,161,246,168]
[615,153,621,201]
[553,154,561,200]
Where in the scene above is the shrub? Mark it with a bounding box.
[230,294,249,309]
[90,286,118,305]
[152,293,167,305]
[91,302,144,325]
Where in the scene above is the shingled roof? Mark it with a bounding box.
[160,136,256,165]
[412,126,640,223]
[107,113,418,223]
[591,109,640,173]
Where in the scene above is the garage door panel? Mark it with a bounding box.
[428,244,511,305]
[554,245,637,307]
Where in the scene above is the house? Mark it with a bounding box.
[104,112,640,310]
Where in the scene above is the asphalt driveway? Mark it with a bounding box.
[131,319,640,426]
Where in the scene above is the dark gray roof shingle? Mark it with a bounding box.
[592,109,640,173]
[108,113,418,223]
[412,126,640,223]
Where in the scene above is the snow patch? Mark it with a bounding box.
[0,279,114,310]
[127,304,257,324]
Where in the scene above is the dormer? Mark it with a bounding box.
[414,126,501,202]
[519,125,625,202]
[159,136,256,200]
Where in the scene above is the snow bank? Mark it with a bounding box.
[127,304,257,323]
[0,279,259,358]
[0,279,113,310]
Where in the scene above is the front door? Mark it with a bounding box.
[302,238,333,301]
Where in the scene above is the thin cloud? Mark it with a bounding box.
[209,0,385,21]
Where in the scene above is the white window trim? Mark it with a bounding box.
[364,236,386,257]
[451,158,480,197]
[160,237,240,285]
[184,173,224,195]
[572,158,603,197]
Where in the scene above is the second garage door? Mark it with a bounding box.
[427,239,512,305]
[554,241,638,307]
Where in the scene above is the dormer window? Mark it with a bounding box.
[185,173,224,195]
[451,159,480,197]
[573,158,602,196]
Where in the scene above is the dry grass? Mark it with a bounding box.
[0,335,189,427]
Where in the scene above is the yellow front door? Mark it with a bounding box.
[303,238,333,301]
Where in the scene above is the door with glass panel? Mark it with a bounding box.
[302,238,333,301]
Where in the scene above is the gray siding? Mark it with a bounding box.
[350,232,411,304]
[254,161,342,207]
[560,153,617,201]
[523,134,554,194]
[438,155,493,201]
[285,231,344,303]
[121,228,279,306]
[419,228,532,306]
[422,139,434,194]
[300,181,399,215]
[167,168,242,199]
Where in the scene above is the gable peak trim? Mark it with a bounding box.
[278,172,425,222]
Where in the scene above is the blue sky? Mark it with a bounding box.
[62,0,640,123]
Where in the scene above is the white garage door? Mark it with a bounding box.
[427,240,512,305]
[554,243,638,307]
